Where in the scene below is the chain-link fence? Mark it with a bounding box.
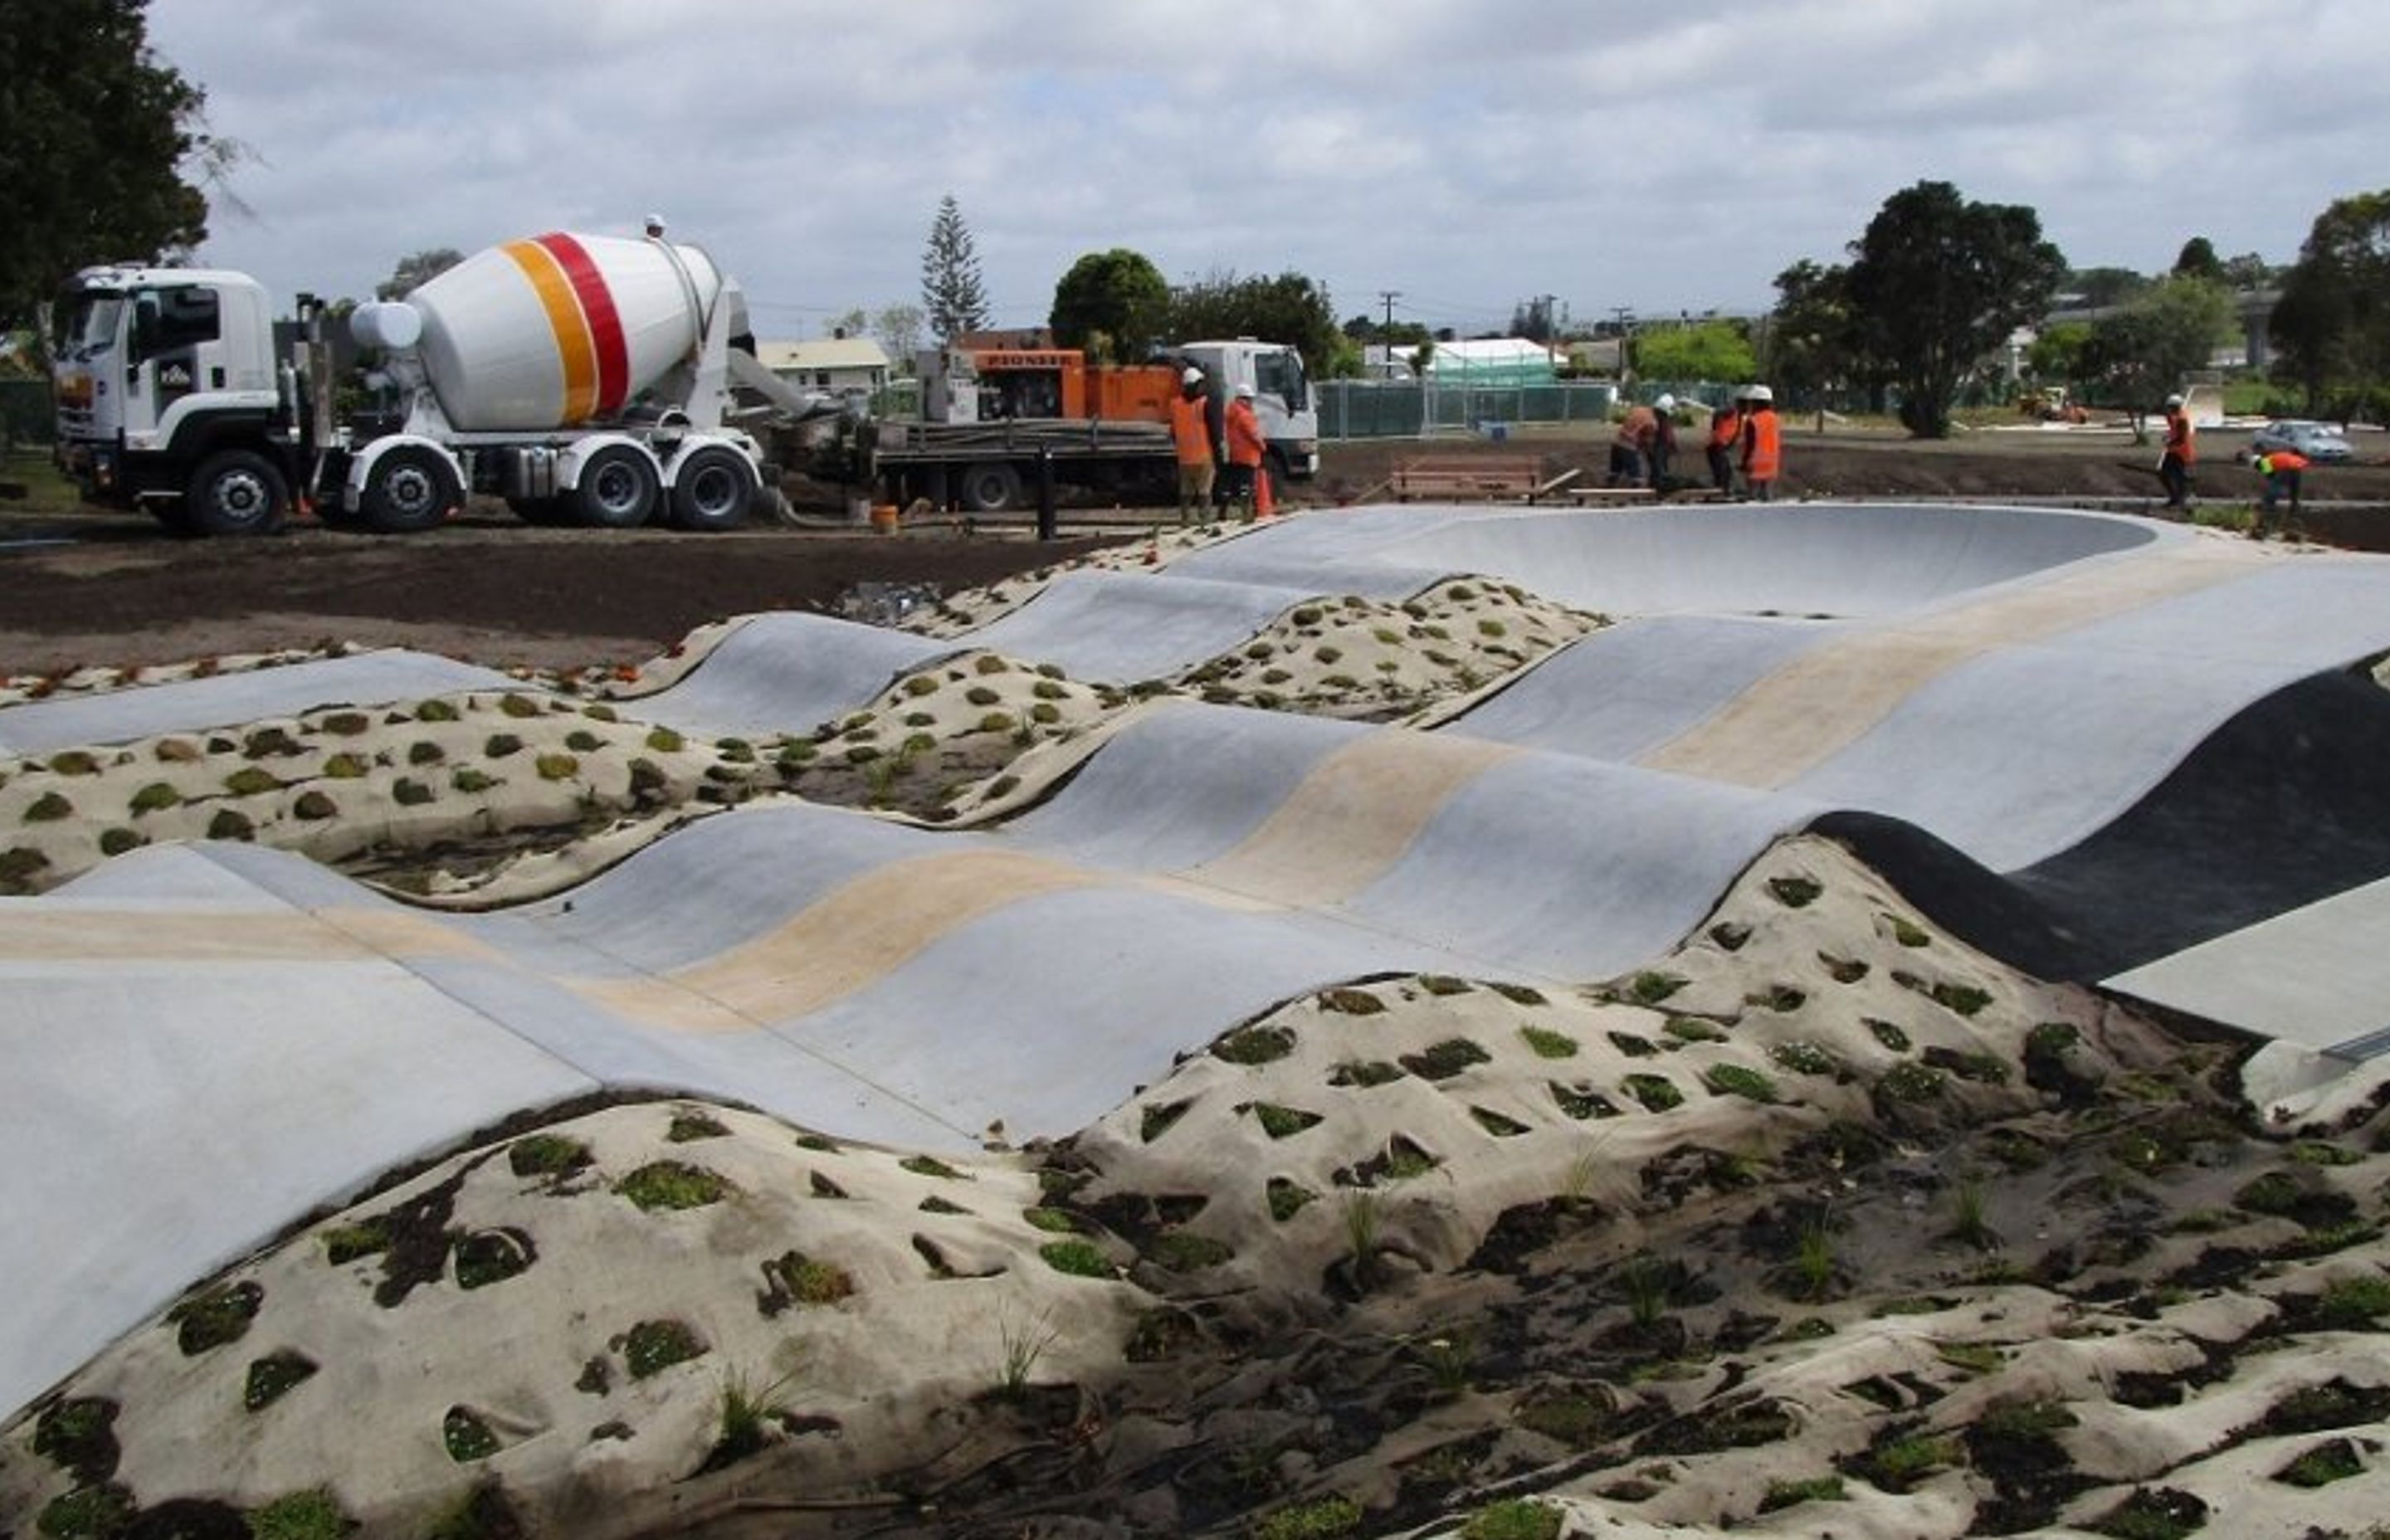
[1318,380,1619,440]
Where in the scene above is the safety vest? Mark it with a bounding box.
[1225,400,1266,468]
[1168,393,1213,465]
[2163,411,2196,465]
[1742,407,1782,480]
[1708,409,1742,449]
[1615,404,1656,449]
[2258,450,2310,475]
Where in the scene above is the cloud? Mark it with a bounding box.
[144,0,2390,334]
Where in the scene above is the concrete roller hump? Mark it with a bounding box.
[959,569,1317,684]
[0,649,512,755]
[622,611,955,737]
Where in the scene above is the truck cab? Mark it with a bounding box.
[1177,339,1319,481]
[53,266,290,531]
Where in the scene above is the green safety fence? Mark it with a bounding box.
[1318,380,1619,440]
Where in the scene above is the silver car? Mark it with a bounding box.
[2248,420,2355,463]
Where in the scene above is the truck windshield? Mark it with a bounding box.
[53,293,125,360]
[1256,348,1309,412]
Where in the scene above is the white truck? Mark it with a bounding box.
[51,230,806,535]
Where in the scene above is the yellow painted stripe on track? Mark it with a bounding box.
[1638,542,2261,787]
[501,239,598,425]
[0,908,494,963]
[571,848,1110,1032]
[1182,729,1522,909]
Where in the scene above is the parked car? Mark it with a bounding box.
[2246,420,2355,464]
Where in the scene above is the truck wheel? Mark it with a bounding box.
[358,446,461,534]
[958,461,1021,514]
[185,450,289,537]
[668,446,755,531]
[571,445,660,528]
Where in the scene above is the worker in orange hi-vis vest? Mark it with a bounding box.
[1224,383,1267,523]
[2253,447,2309,539]
[1739,383,1782,501]
[1168,367,1217,524]
[1706,399,1743,496]
[2158,392,2197,510]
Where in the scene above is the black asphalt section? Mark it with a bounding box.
[1812,668,2390,986]
[2008,667,2390,976]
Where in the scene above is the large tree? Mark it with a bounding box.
[0,0,212,330]
[2172,236,2225,284]
[1168,269,1341,375]
[1843,181,2066,437]
[375,248,463,301]
[1763,258,1875,412]
[2269,188,2390,418]
[919,194,989,344]
[1047,248,1170,362]
[871,304,924,371]
[2081,275,2235,427]
[1632,319,1756,385]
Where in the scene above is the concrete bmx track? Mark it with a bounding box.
[7,499,2390,1416]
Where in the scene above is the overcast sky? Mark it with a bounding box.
[145,0,2388,340]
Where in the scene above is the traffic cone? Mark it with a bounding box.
[1256,466,1275,519]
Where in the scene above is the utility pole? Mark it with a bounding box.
[1378,290,1402,331]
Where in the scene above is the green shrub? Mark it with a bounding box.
[128,781,181,814]
[1254,1494,1361,1540]
[1629,970,1685,1005]
[217,768,279,797]
[1039,1239,1112,1277]
[619,1318,707,1379]
[1622,1074,1683,1113]
[1705,1064,1778,1102]
[245,1487,351,1540]
[1402,1038,1491,1080]
[646,726,685,753]
[1519,1025,1578,1059]
[1267,1178,1318,1222]
[614,1161,732,1211]
[1254,1103,1324,1138]
[1215,1025,1298,1065]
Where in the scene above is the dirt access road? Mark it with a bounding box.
[2,429,2385,679]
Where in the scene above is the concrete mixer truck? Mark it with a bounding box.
[51,230,810,535]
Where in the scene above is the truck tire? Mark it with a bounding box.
[185,450,289,537]
[358,446,461,534]
[668,446,755,531]
[571,445,660,529]
[958,461,1022,514]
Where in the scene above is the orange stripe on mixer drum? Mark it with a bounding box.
[501,238,599,424]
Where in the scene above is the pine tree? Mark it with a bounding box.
[919,194,990,344]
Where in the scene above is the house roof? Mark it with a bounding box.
[752,338,891,372]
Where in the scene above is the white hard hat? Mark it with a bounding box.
[1745,383,1773,402]
[1181,366,1203,386]
[1655,393,1676,412]
[1235,383,1256,399]
[2165,392,2184,406]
